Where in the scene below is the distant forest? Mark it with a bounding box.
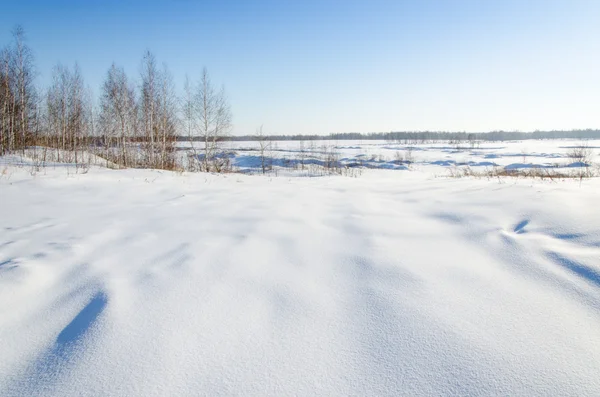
[207,129,600,143]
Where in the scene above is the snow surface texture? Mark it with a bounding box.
[2,143,600,396]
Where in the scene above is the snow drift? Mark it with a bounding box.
[1,165,600,396]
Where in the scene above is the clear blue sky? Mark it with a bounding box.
[1,0,599,135]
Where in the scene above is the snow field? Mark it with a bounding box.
[1,143,600,395]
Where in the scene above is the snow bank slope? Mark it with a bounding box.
[1,168,600,396]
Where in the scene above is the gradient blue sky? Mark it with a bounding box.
[1,0,599,134]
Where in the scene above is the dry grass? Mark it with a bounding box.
[447,164,597,181]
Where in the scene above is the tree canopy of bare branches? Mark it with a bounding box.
[1,26,36,154]
[1,25,234,173]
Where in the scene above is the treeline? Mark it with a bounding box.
[1,26,231,171]
[221,129,600,143]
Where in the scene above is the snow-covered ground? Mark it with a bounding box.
[1,140,600,396]
[180,139,600,176]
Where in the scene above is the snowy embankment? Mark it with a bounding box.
[1,167,600,396]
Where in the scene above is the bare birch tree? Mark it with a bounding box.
[0,47,14,154]
[12,26,36,153]
[183,75,199,170]
[298,139,307,170]
[140,51,158,167]
[99,63,137,167]
[255,125,271,174]
[156,64,177,170]
[196,67,231,172]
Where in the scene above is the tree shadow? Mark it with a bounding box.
[547,252,600,288]
[55,291,107,350]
